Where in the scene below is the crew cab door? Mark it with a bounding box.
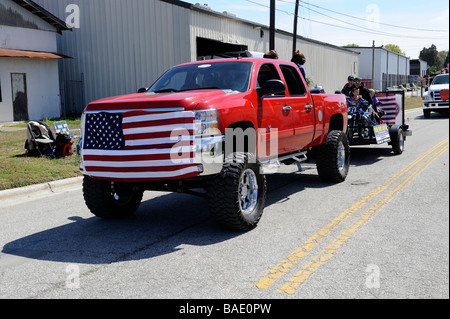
[279,64,315,150]
[256,63,297,157]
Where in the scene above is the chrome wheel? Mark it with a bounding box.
[207,152,267,230]
[337,141,346,173]
[399,133,405,152]
[239,168,258,215]
[316,130,350,183]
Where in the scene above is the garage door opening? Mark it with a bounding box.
[196,37,248,60]
[11,73,29,121]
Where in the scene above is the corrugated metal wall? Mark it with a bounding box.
[35,0,358,114]
[0,0,55,32]
[35,0,191,114]
[189,9,270,59]
[350,47,410,91]
[189,8,359,93]
[285,35,359,93]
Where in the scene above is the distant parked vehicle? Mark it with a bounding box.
[422,74,449,118]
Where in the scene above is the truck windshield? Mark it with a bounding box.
[148,62,252,94]
[432,74,449,85]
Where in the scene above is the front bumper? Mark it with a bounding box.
[194,134,225,176]
[423,101,449,110]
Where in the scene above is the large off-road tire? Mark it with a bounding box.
[83,176,144,219]
[316,130,350,183]
[389,125,404,155]
[207,153,267,231]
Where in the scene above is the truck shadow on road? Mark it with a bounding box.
[348,145,397,167]
[1,192,241,265]
[1,167,339,266]
[1,148,400,266]
[265,166,326,207]
[418,112,449,120]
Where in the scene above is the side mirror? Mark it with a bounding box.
[137,88,147,93]
[258,79,286,97]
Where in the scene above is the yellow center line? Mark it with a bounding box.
[255,138,449,290]
[278,143,449,295]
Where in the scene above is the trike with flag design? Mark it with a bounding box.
[346,90,412,155]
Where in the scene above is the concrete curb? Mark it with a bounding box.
[0,176,83,202]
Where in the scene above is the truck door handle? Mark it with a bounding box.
[305,104,313,111]
[283,105,292,111]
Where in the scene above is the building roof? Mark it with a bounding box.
[160,0,359,55]
[10,0,71,34]
[348,46,409,59]
[0,48,66,59]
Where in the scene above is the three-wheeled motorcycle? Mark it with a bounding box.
[346,90,412,155]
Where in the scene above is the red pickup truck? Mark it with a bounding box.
[78,58,349,230]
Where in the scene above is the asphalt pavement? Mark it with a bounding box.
[0,107,448,300]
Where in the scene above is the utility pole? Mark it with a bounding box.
[293,0,299,53]
[372,40,375,88]
[270,0,275,50]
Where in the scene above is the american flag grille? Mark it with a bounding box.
[82,110,198,182]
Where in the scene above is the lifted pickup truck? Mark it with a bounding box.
[78,58,349,230]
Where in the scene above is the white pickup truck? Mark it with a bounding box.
[422,73,449,118]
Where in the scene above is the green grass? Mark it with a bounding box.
[0,119,82,191]
[405,96,423,110]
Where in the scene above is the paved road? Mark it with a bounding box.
[0,108,448,301]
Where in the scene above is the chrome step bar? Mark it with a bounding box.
[260,151,308,174]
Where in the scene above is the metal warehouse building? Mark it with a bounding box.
[34,0,359,116]
[349,46,411,92]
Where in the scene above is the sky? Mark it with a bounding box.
[186,0,449,59]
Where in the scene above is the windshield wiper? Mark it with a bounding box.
[153,88,179,93]
[153,87,222,94]
[181,87,221,92]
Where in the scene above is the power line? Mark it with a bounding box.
[277,0,448,32]
[299,16,448,40]
[243,0,448,40]
[296,4,449,39]
[296,0,449,33]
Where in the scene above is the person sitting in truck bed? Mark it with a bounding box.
[291,50,306,80]
[354,78,373,105]
[341,76,355,97]
[263,50,279,59]
[347,87,369,111]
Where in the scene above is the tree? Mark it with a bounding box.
[442,51,449,67]
[344,44,360,47]
[385,44,406,56]
[436,50,448,72]
[419,45,439,70]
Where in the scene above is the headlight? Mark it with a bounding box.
[78,110,86,172]
[194,109,220,136]
[80,110,86,134]
[422,93,431,101]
